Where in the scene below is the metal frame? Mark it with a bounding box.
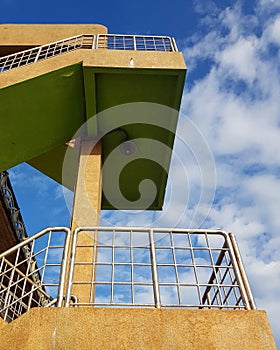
[96,34,176,52]
[65,227,256,310]
[0,171,28,243]
[0,225,256,322]
[0,227,70,322]
[0,34,178,73]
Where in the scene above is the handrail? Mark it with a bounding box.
[65,226,255,310]
[0,226,69,259]
[0,227,70,322]
[0,33,178,74]
[0,225,256,322]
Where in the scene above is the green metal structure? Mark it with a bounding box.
[0,34,186,210]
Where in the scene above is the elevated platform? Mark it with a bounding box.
[0,26,186,210]
[0,225,277,348]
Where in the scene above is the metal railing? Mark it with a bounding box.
[97,34,178,51]
[0,227,70,322]
[0,225,256,322]
[0,34,178,73]
[66,227,256,310]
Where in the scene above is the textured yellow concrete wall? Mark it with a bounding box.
[0,308,276,349]
[0,24,107,46]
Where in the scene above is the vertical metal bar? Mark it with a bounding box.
[205,233,224,306]
[34,47,42,63]
[225,234,252,310]
[188,233,202,306]
[133,36,137,51]
[111,229,115,304]
[96,34,100,49]
[170,231,181,304]
[149,229,160,308]
[91,35,96,49]
[27,284,34,311]
[130,230,134,305]
[65,229,78,307]
[206,291,212,308]
[3,252,18,310]
[223,251,241,307]
[89,229,98,304]
[57,228,71,307]
[229,233,256,310]
[171,37,178,52]
[40,231,51,284]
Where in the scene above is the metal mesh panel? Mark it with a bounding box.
[66,227,255,310]
[0,35,92,73]
[96,35,175,51]
[0,225,255,320]
[0,227,70,322]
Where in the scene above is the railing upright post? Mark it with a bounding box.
[57,228,71,307]
[149,229,161,308]
[133,36,137,51]
[229,233,257,310]
[96,34,100,49]
[91,35,96,49]
[65,228,78,307]
[171,38,178,52]
[34,47,42,63]
[225,233,252,310]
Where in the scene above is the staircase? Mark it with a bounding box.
[0,34,177,73]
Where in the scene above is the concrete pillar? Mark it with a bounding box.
[69,139,102,304]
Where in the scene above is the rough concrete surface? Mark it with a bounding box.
[0,308,276,349]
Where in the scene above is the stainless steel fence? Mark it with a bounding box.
[96,34,178,51]
[0,225,256,322]
[0,227,70,322]
[0,34,178,73]
[66,227,256,310]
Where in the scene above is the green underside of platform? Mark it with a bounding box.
[0,62,185,210]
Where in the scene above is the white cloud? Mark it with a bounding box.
[257,0,280,14]
[216,37,258,84]
[264,15,280,45]
[181,1,280,346]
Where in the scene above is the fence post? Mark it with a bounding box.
[149,229,160,308]
[34,47,42,63]
[57,228,71,307]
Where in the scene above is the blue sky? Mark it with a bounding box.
[2,0,280,346]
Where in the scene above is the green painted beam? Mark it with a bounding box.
[27,144,79,191]
[0,63,86,172]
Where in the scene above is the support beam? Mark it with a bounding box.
[69,139,102,304]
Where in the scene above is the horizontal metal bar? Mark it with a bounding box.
[74,226,227,236]
[0,227,70,259]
